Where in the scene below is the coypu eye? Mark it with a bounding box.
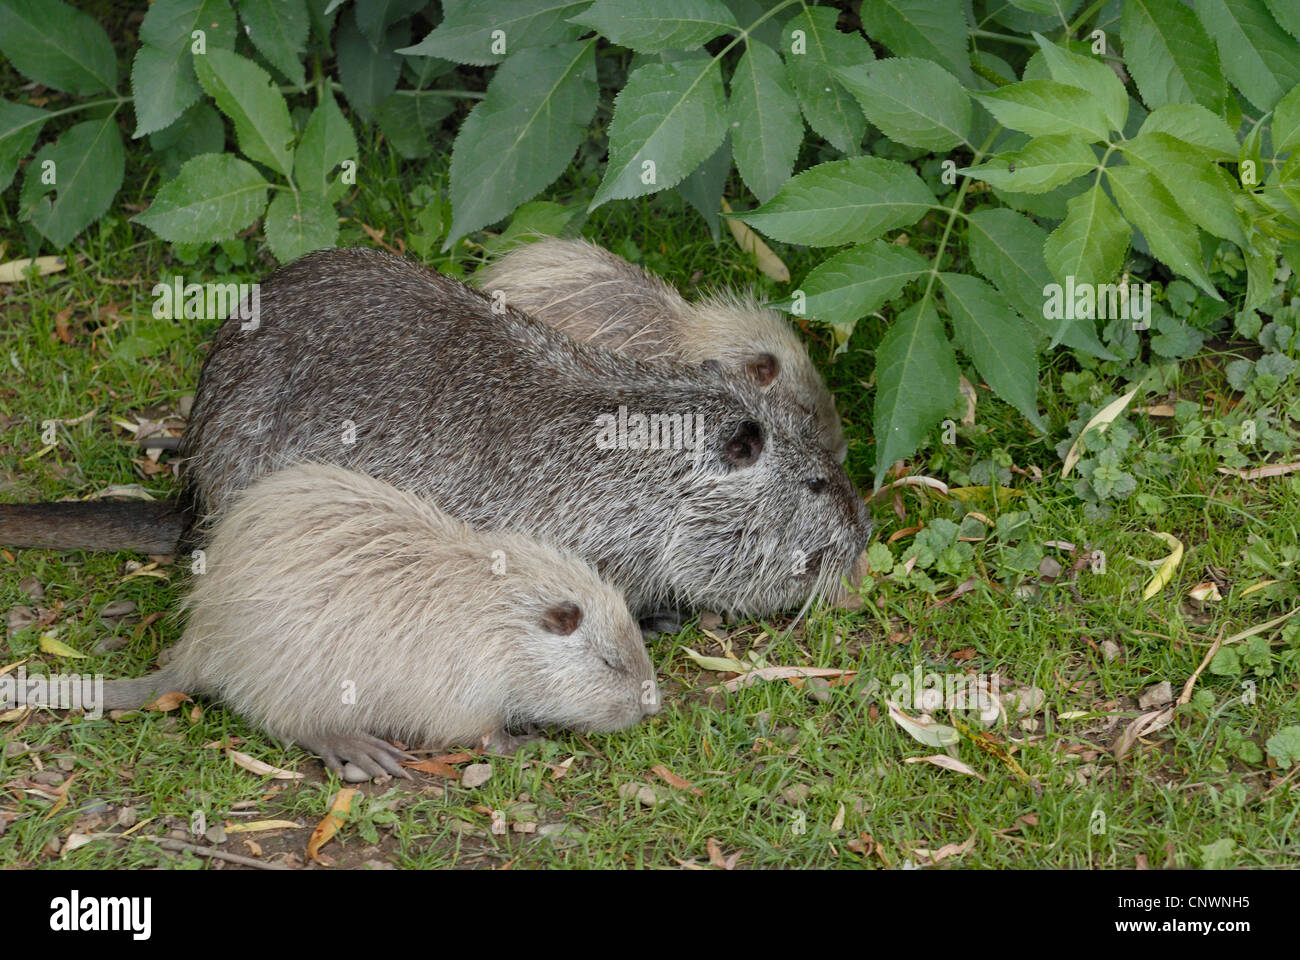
[806,477,827,494]
[722,420,764,467]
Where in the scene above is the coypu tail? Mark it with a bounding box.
[101,667,191,710]
[0,500,189,554]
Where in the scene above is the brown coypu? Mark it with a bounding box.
[97,464,660,779]
[475,237,848,462]
[2,248,870,621]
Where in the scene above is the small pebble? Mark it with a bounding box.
[1138,681,1173,710]
[3,741,29,759]
[100,600,137,619]
[781,783,810,805]
[805,677,832,703]
[1101,640,1121,663]
[204,824,227,845]
[18,577,44,600]
[461,763,493,788]
[616,782,658,807]
[31,770,64,786]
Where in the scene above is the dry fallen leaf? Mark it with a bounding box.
[869,475,949,500]
[224,819,300,833]
[227,749,304,780]
[709,665,854,692]
[902,754,988,781]
[0,256,66,282]
[142,691,190,712]
[721,198,790,282]
[1187,582,1222,603]
[1061,387,1139,477]
[651,764,704,796]
[886,700,959,748]
[307,788,357,864]
[42,771,78,822]
[1217,460,1300,480]
[682,647,751,674]
[402,757,461,778]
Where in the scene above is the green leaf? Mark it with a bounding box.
[265,189,338,261]
[783,240,928,330]
[294,93,357,196]
[0,0,117,95]
[239,0,309,87]
[399,0,589,66]
[968,207,1118,359]
[571,0,737,52]
[872,299,960,483]
[1122,131,1246,245]
[1195,0,1300,112]
[1266,724,1300,768]
[1273,83,1300,154]
[833,58,971,152]
[781,7,872,155]
[355,0,424,47]
[939,273,1046,432]
[131,0,237,138]
[1105,163,1221,298]
[451,41,598,242]
[1031,32,1127,134]
[336,12,407,120]
[149,102,225,178]
[590,57,726,209]
[132,152,269,242]
[18,116,124,248]
[1122,0,1226,112]
[675,134,730,239]
[1266,0,1300,39]
[194,47,294,176]
[131,45,202,139]
[735,156,935,247]
[961,135,1097,194]
[0,99,50,193]
[857,0,974,86]
[1044,183,1130,286]
[972,81,1110,142]
[375,92,454,160]
[1243,231,1279,309]
[1139,104,1239,159]
[729,41,801,204]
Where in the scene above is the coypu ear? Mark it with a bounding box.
[722,420,764,467]
[746,352,779,387]
[541,601,583,635]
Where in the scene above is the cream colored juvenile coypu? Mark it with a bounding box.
[475,237,848,462]
[100,464,660,779]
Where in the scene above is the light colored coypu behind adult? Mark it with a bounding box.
[475,237,848,463]
[180,247,870,620]
[100,464,659,779]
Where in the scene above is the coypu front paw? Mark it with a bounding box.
[639,609,685,638]
[299,732,414,781]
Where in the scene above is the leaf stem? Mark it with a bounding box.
[1067,0,1111,38]
[920,125,1003,304]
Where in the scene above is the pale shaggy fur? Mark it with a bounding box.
[475,237,848,462]
[182,248,870,619]
[103,464,659,776]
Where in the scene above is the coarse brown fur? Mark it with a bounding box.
[475,237,848,461]
[99,464,659,778]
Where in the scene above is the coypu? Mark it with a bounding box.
[475,237,848,462]
[2,248,870,620]
[98,464,660,779]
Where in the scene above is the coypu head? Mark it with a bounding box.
[507,583,660,736]
[475,238,848,462]
[644,382,871,616]
[686,290,848,464]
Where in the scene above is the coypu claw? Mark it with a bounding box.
[300,733,414,781]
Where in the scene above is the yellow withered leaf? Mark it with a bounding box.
[1141,532,1184,600]
[39,634,86,659]
[1061,387,1139,477]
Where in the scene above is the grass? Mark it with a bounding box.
[2,117,1299,871]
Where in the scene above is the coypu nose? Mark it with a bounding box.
[806,477,827,494]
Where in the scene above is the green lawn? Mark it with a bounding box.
[2,133,1298,870]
